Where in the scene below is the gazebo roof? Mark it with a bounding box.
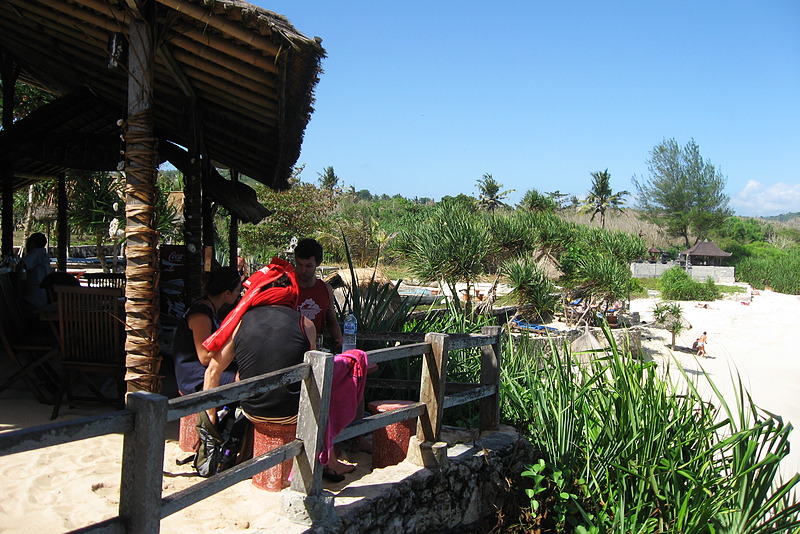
[0,0,325,195]
[681,241,732,257]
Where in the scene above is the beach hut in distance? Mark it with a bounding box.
[680,241,732,266]
[647,245,663,263]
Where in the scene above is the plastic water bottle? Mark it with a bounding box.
[342,311,357,352]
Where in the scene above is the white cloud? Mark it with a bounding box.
[730,180,800,217]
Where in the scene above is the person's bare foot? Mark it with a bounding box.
[327,459,356,476]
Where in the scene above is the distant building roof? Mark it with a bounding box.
[648,245,662,254]
[681,241,732,257]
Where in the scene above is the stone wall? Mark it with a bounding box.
[289,427,536,533]
[630,262,735,283]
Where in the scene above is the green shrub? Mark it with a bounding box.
[736,248,800,294]
[659,266,720,301]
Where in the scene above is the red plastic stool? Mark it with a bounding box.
[368,400,417,468]
[179,413,199,453]
[251,421,297,491]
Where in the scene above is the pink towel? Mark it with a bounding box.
[319,349,368,465]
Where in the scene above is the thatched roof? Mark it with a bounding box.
[0,0,325,197]
[680,241,732,258]
[532,250,564,280]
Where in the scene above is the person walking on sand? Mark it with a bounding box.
[696,332,708,357]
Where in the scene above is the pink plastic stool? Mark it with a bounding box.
[251,421,297,491]
[368,400,417,468]
[179,413,199,453]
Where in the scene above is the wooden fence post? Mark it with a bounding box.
[479,326,502,432]
[282,350,338,527]
[407,333,449,468]
[119,391,168,534]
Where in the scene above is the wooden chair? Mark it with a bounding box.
[51,285,126,419]
[0,273,59,403]
[84,272,126,290]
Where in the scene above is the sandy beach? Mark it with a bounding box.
[1,286,799,532]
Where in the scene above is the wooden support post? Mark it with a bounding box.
[183,105,203,303]
[416,333,449,442]
[56,172,68,272]
[479,326,502,432]
[290,350,333,495]
[123,3,161,393]
[201,177,214,266]
[228,170,239,269]
[119,391,167,534]
[407,333,450,468]
[1,55,17,257]
[282,350,338,527]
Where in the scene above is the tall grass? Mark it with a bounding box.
[501,327,800,533]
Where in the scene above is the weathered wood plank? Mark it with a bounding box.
[68,517,125,534]
[167,363,310,420]
[161,440,303,518]
[367,342,430,364]
[333,402,426,443]
[0,411,134,456]
[443,386,497,410]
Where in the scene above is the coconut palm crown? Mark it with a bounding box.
[579,169,630,228]
[476,173,515,214]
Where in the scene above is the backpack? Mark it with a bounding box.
[193,405,251,477]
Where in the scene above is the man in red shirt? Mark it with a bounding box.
[294,238,343,352]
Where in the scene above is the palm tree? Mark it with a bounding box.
[476,173,514,214]
[579,169,630,228]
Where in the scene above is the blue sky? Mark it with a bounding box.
[257,1,800,217]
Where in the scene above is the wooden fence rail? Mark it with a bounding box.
[0,327,502,533]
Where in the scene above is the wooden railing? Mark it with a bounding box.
[0,326,502,533]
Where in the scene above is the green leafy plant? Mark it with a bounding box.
[503,255,559,322]
[652,301,685,349]
[501,323,800,532]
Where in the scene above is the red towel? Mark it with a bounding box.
[319,349,368,465]
[203,257,299,352]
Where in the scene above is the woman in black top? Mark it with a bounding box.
[173,266,241,394]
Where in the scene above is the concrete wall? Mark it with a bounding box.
[630,262,735,284]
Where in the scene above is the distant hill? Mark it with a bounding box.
[759,212,800,222]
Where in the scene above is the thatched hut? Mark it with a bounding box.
[0,0,325,393]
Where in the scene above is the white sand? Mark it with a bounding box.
[1,287,798,531]
[629,288,800,481]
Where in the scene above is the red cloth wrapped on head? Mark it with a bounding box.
[203,257,299,352]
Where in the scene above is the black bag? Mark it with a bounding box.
[194,406,251,477]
